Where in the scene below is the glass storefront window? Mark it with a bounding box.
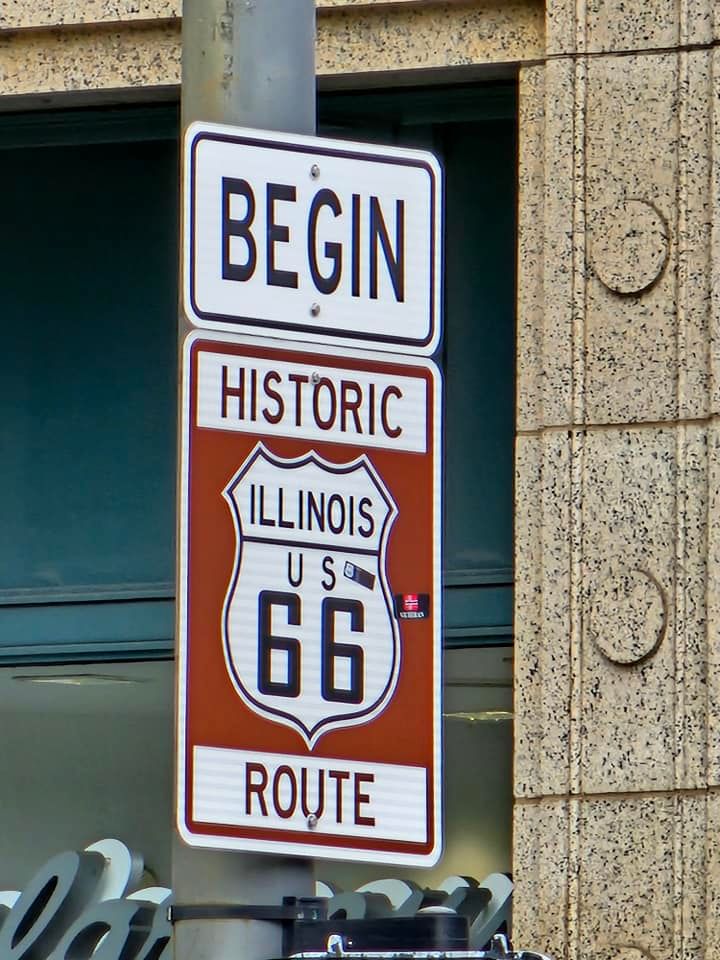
[0,85,516,926]
[0,660,174,890]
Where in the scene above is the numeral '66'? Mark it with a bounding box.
[257,590,365,704]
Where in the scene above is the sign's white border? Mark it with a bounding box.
[183,121,443,356]
[176,330,443,866]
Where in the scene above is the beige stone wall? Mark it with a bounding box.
[0,0,543,102]
[514,2,720,959]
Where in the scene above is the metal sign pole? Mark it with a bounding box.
[182,0,315,133]
[174,3,316,960]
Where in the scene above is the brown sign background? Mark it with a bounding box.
[177,332,441,863]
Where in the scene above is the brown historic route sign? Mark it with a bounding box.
[177,331,442,865]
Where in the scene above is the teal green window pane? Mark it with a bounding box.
[442,120,515,584]
[0,109,179,661]
[0,137,178,594]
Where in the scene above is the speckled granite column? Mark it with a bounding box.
[514,4,720,959]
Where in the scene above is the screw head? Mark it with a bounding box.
[311,371,320,384]
[307,814,318,830]
[310,302,320,317]
[310,164,320,179]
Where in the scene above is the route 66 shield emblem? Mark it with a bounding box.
[222,442,400,748]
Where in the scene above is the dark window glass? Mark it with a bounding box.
[0,88,514,663]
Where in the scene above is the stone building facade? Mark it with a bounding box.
[1,2,715,959]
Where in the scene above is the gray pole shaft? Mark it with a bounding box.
[175,3,316,960]
[182,0,316,134]
[172,836,314,960]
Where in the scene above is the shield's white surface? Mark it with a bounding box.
[222,443,399,747]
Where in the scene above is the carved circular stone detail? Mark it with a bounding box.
[590,199,669,295]
[589,569,667,665]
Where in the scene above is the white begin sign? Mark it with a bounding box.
[184,122,442,354]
